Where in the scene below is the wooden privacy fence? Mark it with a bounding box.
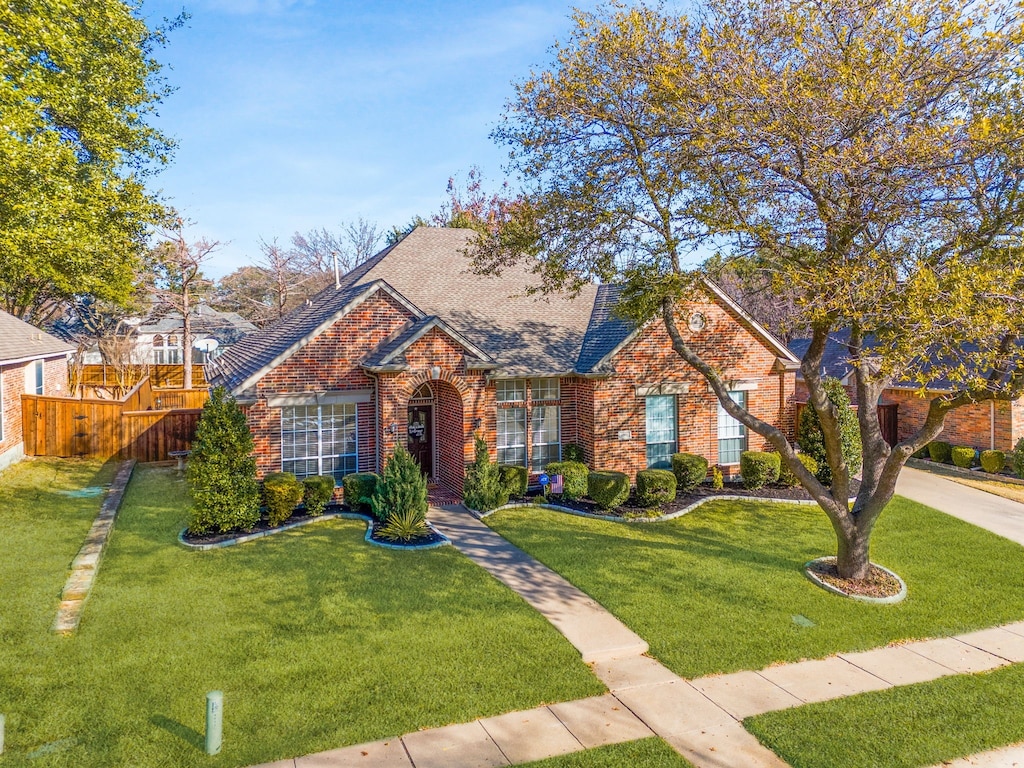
[73,363,208,390]
[22,377,209,463]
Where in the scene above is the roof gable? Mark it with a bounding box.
[0,310,75,364]
[361,316,496,372]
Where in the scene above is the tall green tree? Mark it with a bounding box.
[0,1,180,322]
[476,0,1024,579]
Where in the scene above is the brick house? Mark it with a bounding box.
[0,310,74,471]
[789,331,1024,452]
[207,227,800,495]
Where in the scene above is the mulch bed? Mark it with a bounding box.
[367,518,447,548]
[806,557,904,599]
[516,478,862,519]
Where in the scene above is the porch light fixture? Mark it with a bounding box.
[473,418,482,429]
[386,423,397,435]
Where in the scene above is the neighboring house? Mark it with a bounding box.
[0,310,75,471]
[69,304,257,366]
[208,227,800,494]
[789,331,1024,452]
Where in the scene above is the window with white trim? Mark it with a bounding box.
[497,406,527,466]
[25,360,43,395]
[281,403,357,481]
[152,334,182,365]
[496,379,525,403]
[531,405,560,471]
[531,377,559,401]
[717,391,748,464]
[645,395,677,468]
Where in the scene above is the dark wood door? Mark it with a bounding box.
[407,405,433,477]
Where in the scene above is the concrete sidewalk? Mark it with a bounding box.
[897,466,1024,546]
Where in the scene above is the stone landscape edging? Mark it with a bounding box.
[471,493,834,523]
[803,556,908,604]
[906,456,1024,486]
[178,510,451,551]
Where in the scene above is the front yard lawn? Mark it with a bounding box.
[0,462,603,767]
[745,663,1024,768]
[520,738,695,767]
[485,498,1024,678]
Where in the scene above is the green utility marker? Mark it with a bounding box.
[205,691,223,755]
[792,614,816,628]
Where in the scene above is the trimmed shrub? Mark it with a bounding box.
[562,443,586,464]
[463,434,509,512]
[980,449,1006,475]
[263,472,303,526]
[545,461,589,501]
[302,475,335,516]
[778,452,820,487]
[928,441,953,463]
[343,473,378,514]
[711,466,724,489]
[636,468,677,507]
[740,451,781,490]
[797,377,862,485]
[186,386,260,534]
[588,470,630,510]
[1015,437,1024,478]
[671,453,709,493]
[499,464,528,499]
[370,445,427,525]
[951,446,976,469]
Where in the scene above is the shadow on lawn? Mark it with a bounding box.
[151,714,204,750]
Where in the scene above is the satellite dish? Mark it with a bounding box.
[194,338,219,353]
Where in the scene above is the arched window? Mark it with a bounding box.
[410,382,434,402]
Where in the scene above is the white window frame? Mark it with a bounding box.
[531,405,561,471]
[531,377,560,402]
[497,406,527,466]
[25,360,44,395]
[281,403,358,481]
[152,334,182,365]
[645,395,677,469]
[496,379,525,403]
[717,391,748,465]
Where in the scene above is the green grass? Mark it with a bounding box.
[519,738,695,767]
[485,499,1024,678]
[0,461,603,767]
[745,663,1024,768]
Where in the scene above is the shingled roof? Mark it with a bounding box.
[208,226,791,394]
[0,309,75,364]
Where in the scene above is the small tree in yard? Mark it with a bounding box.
[798,379,862,487]
[462,433,509,512]
[370,445,428,541]
[187,386,260,534]
[476,0,1024,579]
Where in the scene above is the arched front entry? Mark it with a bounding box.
[403,378,465,494]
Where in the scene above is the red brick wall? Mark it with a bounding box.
[588,296,794,478]
[1,356,69,461]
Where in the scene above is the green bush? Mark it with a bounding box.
[562,443,586,464]
[263,472,304,526]
[378,506,430,542]
[302,475,335,516]
[797,378,862,485]
[342,473,378,514]
[951,446,976,469]
[671,453,708,492]
[587,470,630,509]
[928,441,953,463]
[370,445,427,525]
[777,452,819,487]
[463,434,509,512]
[636,468,677,507]
[499,464,528,498]
[980,450,1006,474]
[186,386,260,534]
[1015,438,1024,478]
[740,451,781,490]
[711,466,724,489]
[545,461,589,501]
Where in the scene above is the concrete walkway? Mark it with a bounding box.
[253,495,1024,768]
[897,466,1024,546]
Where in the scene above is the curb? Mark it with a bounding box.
[803,557,908,604]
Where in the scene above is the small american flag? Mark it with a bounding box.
[550,474,564,495]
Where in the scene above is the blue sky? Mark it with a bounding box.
[141,0,599,277]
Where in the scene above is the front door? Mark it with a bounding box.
[407,405,433,478]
